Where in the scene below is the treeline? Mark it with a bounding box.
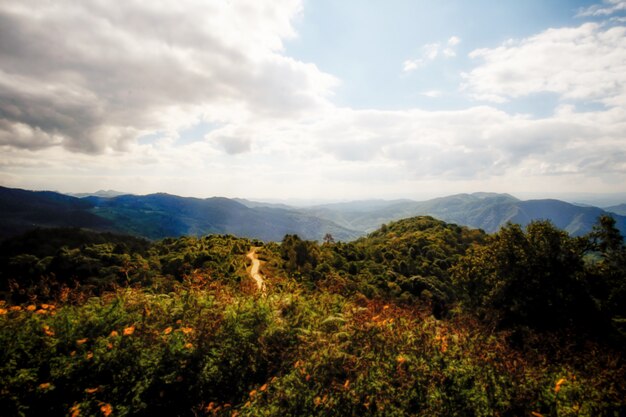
[0,216,625,416]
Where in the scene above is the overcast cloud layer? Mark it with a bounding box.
[0,0,625,199]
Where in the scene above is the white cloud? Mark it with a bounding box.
[577,0,626,17]
[0,4,625,199]
[403,37,461,72]
[463,23,626,106]
[448,36,461,46]
[0,0,337,153]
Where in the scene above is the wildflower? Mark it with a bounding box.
[70,351,76,357]
[39,382,52,390]
[184,342,193,349]
[555,378,566,393]
[383,305,390,310]
[109,330,119,337]
[343,379,350,389]
[163,327,173,335]
[181,327,193,334]
[41,303,51,309]
[123,326,135,336]
[70,403,80,417]
[531,412,544,417]
[85,387,99,394]
[396,355,406,364]
[249,389,257,398]
[42,325,55,337]
[100,403,112,417]
[259,383,268,392]
[27,304,36,311]
[0,308,7,315]
[76,338,88,345]
[10,306,22,311]
[205,402,215,412]
[35,309,47,315]
[107,343,113,350]
[314,397,322,406]
[86,352,94,360]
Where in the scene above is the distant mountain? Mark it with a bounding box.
[69,190,129,198]
[0,186,360,242]
[304,193,626,236]
[0,186,115,238]
[605,204,626,216]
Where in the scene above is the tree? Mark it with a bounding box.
[452,221,597,332]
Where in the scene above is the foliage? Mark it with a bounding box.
[0,216,625,416]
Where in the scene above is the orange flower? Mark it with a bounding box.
[343,379,350,389]
[107,343,113,350]
[86,352,94,360]
[41,303,51,309]
[383,305,390,310]
[10,306,22,311]
[259,383,268,392]
[555,378,566,393]
[0,308,7,315]
[39,382,52,390]
[396,355,406,364]
[42,325,55,337]
[181,327,193,334]
[36,309,47,315]
[76,338,88,345]
[184,342,193,349]
[531,412,544,417]
[70,403,81,417]
[109,330,119,337]
[249,389,257,398]
[123,326,135,336]
[100,403,112,417]
[85,387,99,394]
[26,305,36,311]
[314,396,322,406]
[163,327,172,335]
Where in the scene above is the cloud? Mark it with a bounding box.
[403,37,460,72]
[0,0,337,154]
[577,0,626,17]
[462,23,626,106]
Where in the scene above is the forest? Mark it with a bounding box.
[0,216,624,417]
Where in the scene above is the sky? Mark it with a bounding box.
[1,0,626,202]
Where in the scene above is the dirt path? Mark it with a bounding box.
[246,248,266,293]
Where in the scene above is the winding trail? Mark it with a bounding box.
[246,248,266,293]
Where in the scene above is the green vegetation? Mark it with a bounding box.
[1,216,625,416]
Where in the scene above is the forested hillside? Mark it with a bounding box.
[1,215,624,416]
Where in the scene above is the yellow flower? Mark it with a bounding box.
[100,403,112,417]
[163,327,173,335]
[123,326,135,336]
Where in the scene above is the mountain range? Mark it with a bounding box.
[1,186,625,241]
